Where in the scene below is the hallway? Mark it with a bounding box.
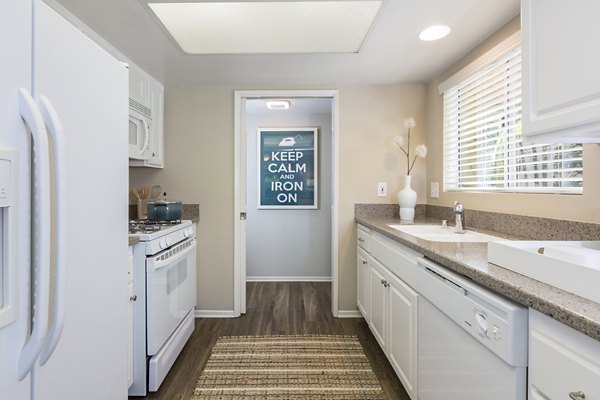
[136,282,409,400]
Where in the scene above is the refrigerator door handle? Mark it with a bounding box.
[37,95,66,366]
[17,88,52,380]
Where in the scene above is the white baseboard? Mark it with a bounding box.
[336,310,363,318]
[195,310,237,318]
[246,276,332,282]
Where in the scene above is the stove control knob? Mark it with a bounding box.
[159,238,167,249]
[184,228,192,237]
[165,237,173,247]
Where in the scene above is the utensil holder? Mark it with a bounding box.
[137,199,147,220]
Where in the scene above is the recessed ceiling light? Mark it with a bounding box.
[418,25,451,41]
[266,100,290,110]
[146,1,383,54]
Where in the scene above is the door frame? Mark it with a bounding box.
[233,89,340,317]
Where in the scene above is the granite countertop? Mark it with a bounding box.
[128,236,140,246]
[356,215,600,342]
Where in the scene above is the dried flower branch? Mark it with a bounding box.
[393,118,427,175]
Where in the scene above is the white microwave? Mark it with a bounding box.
[129,98,152,160]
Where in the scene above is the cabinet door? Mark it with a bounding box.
[129,65,147,107]
[357,247,369,319]
[387,272,418,400]
[146,79,164,168]
[522,0,600,142]
[368,258,387,351]
[529,309,600,399]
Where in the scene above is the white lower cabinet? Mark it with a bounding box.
[387,271,418,399]
[357,223,600,400]
[357,225,419,400]
[368,258,388,350]
[529,309,600,400]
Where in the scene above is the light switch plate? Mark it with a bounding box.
[377,182,387,197]
[430,182,439,198]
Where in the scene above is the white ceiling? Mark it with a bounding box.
[54,0,520,86]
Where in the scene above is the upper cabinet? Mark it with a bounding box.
[522,0,600,143]
[128,64,164,168]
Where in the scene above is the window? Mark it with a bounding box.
[442,45,583,193]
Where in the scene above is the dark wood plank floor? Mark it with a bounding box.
[132,282,409,400]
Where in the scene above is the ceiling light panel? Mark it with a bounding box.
[147,1,383,54]
[266,100,291,109]
[418,25,451,41]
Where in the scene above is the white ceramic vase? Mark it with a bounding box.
[398,175,417,221]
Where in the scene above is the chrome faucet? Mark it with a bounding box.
[454,201,465,234]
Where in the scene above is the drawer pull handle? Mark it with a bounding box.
[380,279,389,288]
[362,260,368,265]
[358,238,365,242]
[130,295,138,302]
[569,392,585,400]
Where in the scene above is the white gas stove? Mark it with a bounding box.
[128,219,196,396]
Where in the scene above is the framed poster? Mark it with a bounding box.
[257,127,318,209]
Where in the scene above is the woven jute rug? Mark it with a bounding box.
[191,335,387,400]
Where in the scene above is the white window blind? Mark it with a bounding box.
[443,47,583,193]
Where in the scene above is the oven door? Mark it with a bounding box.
[128,108,151,160]
[146,238,196,355]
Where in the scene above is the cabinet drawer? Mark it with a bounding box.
[370,232,421,289]
[529,310,600,399]
[357,225,370,251]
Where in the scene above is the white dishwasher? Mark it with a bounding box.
[416,259,528,400]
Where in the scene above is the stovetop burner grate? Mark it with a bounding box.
[128,219,182,234]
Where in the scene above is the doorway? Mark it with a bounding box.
[233,90,340,317]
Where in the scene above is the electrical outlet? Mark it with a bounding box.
[430,182,439,198]
[377,182,387,197]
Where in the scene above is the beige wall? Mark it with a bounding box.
[337,85,426,310]
[426,16,600,224]
[130,84,427,312]
[130,86,235,310]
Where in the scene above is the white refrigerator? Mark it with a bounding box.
[0,1,129,399]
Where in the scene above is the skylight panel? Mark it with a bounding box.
[147,1,383,54]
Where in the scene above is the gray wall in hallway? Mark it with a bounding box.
[246,104,332,280]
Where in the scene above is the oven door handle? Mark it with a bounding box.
[148,239,196,273]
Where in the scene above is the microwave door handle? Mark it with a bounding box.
[17,89,51,380]
[140,116,150,156]
[37,96,67,366]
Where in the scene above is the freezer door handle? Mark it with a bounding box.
[17,88,52,380]
[37,95,67,366]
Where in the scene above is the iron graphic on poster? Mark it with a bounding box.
[258,127,318,209]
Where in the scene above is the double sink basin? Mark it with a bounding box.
[386,223,600,304]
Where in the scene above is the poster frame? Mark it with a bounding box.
[256,127,319,210]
